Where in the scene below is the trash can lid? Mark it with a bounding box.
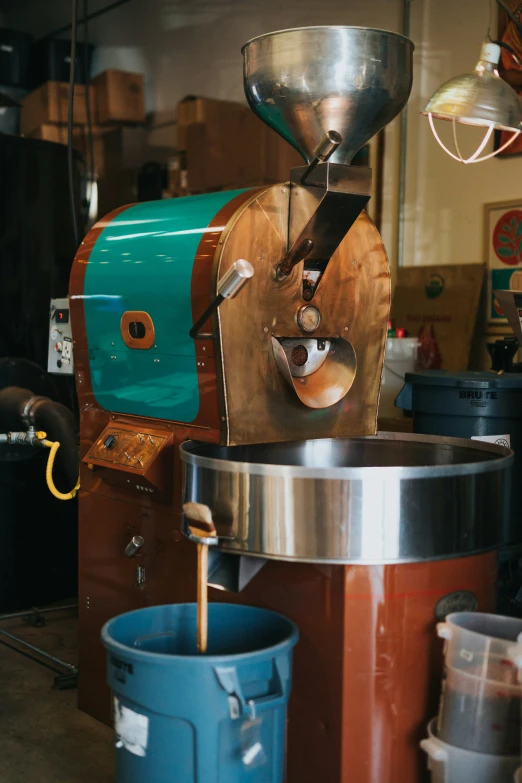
[404,370,522,389]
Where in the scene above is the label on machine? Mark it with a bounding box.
[471,434,511,448]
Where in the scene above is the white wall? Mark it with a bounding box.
[405,0,522,267]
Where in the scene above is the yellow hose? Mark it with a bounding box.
[42,439,80,501]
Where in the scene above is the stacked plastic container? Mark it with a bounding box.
[510,631,522,783]
[421,613,522,783]
[378,320,419,419]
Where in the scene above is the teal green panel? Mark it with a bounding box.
[88,350,199,420]
[83,190,248,422]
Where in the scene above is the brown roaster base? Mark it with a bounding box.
[78,493,497,783]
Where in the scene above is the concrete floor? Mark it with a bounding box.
[0,605,114,783]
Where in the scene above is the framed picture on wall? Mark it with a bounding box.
[484,199,522,329]
[351,130,385,231]
[494,1,522,157]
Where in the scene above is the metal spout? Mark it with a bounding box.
[207,550,267,592]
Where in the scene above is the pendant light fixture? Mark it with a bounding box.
[423,2,522,164]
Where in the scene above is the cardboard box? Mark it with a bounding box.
[186,111,265,192]
[26,123,115,177]
[97,169,136,217]
[177,96,249,151]
[185,116,303,192]
[93,69,145,125]
[27,122,83,146]
[147,122,176,149]
[391,264,485,371]
[101,126,174,173]
[21,81,96,135]
[149,108,177,126]
[264,127,303,180]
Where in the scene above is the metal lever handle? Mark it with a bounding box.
[300,130,343,186]
[125,535,144,558]
[277,238,314,278]
[189,259,254,339]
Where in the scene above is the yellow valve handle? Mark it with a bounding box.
[43,439,80,501]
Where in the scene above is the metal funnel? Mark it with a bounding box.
[243,26,414,164]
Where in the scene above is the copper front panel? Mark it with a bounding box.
[216,187,391,445]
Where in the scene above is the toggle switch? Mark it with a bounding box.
[104,434,117,450]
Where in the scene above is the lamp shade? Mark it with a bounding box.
[422,42,522,133]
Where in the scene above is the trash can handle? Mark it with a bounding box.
[436,622,452,640]
[395,382,412,412]
[214,658,285,719]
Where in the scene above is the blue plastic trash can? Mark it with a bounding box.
[101,602,299,783]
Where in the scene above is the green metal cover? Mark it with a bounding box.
[83,190,247,421]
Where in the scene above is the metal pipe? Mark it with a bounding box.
[397,0,412,268]
[0,638,64,674]
[38,0,134,40]
[0,628,78,673]
[0,604,78,623]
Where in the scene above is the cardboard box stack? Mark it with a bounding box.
[21,82,305,213]
[158,95,303,195]
[20,70,176,215]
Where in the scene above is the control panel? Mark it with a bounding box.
[82,423,174,499]
[48,297,74,375]
[86,428,167,470]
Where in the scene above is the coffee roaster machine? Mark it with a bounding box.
[69,27,513,783]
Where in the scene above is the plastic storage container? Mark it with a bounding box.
[437,613,522,754]
[102,603,299,783]
[395,370,522,539]
[509,632,522,772]
[379,337,418,418]
[420,719,520,783]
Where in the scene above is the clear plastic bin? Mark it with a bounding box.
[437,613,522,755]
[508,632,522,776]
[438,664,521,754]
[420,719,520,783]
[379,337,419,418]
[437,613,522,681]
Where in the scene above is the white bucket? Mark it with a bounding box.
[420,718,520,783]
[380,337,418,418]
